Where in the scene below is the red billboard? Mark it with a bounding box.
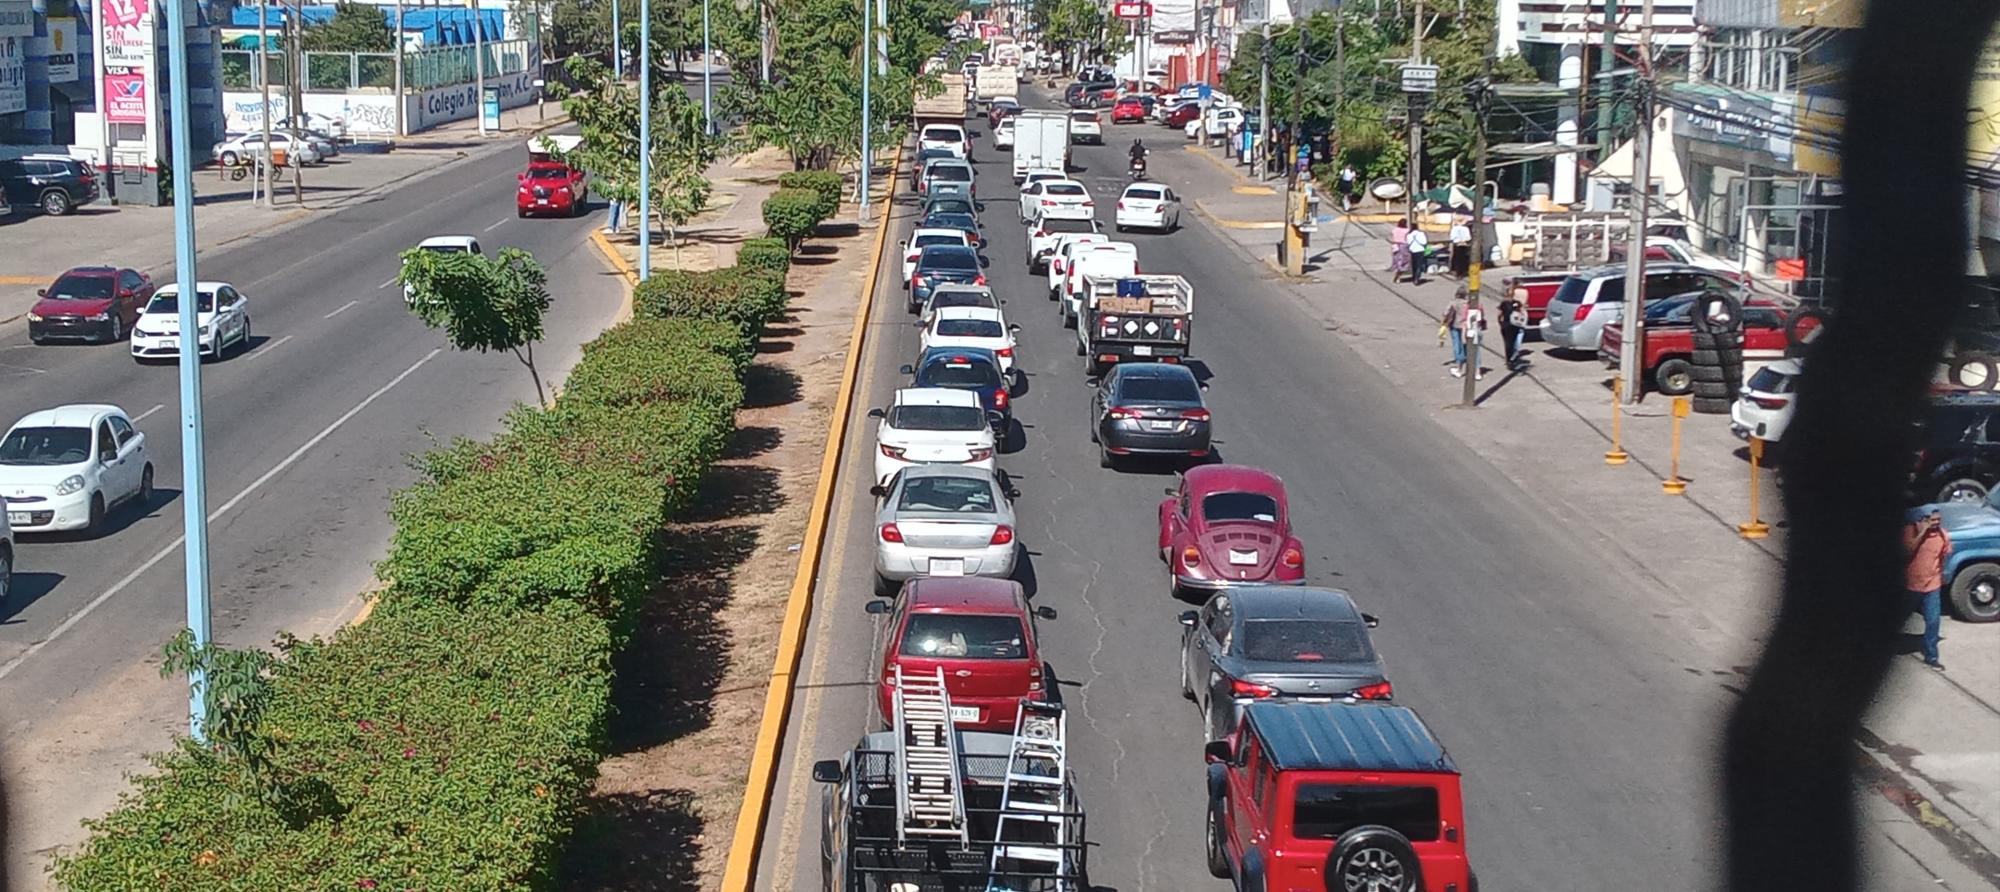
[1114,1,1152,18]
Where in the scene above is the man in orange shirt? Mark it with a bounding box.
[1904,509,1951,670]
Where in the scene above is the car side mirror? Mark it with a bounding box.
[1035,605,1059,620]
[867,408,886,419]
[1164,486,1177,496]
[35,288,46,297]
[869,484,888,498]
[1203,739,1233,764]
[1362,613,1380,628]
[811,759,842,783]
[899,364,915,375]
[1199,382,1211,391]
[1009,323,1022,332]
[1084,377,1100,388]
[864,599,892,614]
[1178,610,1198,627]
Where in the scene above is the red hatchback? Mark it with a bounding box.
[867,576,1056,732]
[1111,96,1149,123]
[27,266,153,344]
[1159,464,1305,597]
[1163,101,1203,128]
[516,161,590,217]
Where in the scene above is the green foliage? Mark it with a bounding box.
[400,244,555,402]
[1031,0,1123,67]
[737,236,794,278]
[300,0,394,52]
[779,170,843,219]
[633,265,792,344]
[762,187,825,249]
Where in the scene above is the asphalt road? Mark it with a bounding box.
[756,103,1958,890]
[0,132,625,884]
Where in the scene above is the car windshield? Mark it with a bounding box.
[923,251,979,271]
[1044,218,1095,234]
[937,318,1004,338]
[930,291,994,311]
[0,426,93,466]
[1292,785,1440,842]
[931,165,972,182]
[45,274,115,299]
[898,474,998,512]
[923,359,1000,388]
[900,613,1027,659]
[888,405,987,431]
[926,214,977,231]
[145,292,215,314]
[1047,183,1086,196]
[1748,366,1796,394]
[926,200,975,216]
[1203,492,1280,523]
[1240,620,1374,663]
[527,167,569,180]
[914,234,964,249]
[1119,374,1200,403]
[921,127,962,142]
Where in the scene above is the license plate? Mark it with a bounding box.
[929,558,966,576]
[6,512,27,524]
[949,705,980,723]
[1228,549,1259,566]
[536,199,549,205]
[1297,696,1333,704]
[1146,420,1177,431]
[1132,345,1154,356]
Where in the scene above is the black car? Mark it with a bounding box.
[1913,391,2000,504]
[1178,586,1388,740]
[0,155,100,216]
[1091,362,1211,469]
[908,244,984,312]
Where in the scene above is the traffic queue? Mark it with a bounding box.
[809,60,1480,892]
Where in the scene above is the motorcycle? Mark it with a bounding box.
[1129,155,1148,181]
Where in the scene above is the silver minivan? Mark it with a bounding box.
[1542,264,1739,352]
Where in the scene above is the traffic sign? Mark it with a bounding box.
[1400,63,1439,94]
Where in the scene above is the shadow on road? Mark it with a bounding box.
[0,572,64,624]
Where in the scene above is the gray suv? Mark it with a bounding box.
[1541,264,1738,353]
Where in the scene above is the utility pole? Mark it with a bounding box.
[474,0,488,135]
[639,0,652,279]
[1256,19,1268,181]
[259,0,272,204]
[702,0,712,131]
[612,0,621,79]
[1462,49,1494,408]
[1595,0,1617,159]
[759,1,771,82]
[1405,0,1422,226]
[288,0,303,122]
[161,0,213,745]
[394,0,405,135]
[1617,0,1653,405]
[1281,23,1306,275]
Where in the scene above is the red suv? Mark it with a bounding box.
[516,161,590,217]
[1206,700,1475,892]
[27,266,153,344]
[867,576,1057,732]
[1111,96,1149,123]
[1164,101,1203,128]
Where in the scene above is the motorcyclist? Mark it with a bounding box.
[1129,139,1148,168]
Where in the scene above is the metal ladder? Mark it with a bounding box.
[893,665,968,844]
[986,700,1071,892]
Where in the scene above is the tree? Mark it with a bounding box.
[300,1,394,52]
[736,60,864,170]
[651,88,720,263]
[399,247,555,405]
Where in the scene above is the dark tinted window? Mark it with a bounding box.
[914,233,964,249]
[1117,373,1200,403]
[1203,492,1279,523]
[901,613,1027,659]
[146,291,216,314]
[1047,183,1086,196]
[897,474,998,512]
[1744,308,1783,328]
[1747,366,1795,394]
[46,274,115,299]
[1550,276,1591,306]
[0,426,93,465]
[925,200,975,216]
[923,250,979,271]
[1292,785,1440,842]
[930,165,972,182]
[1044,218,1096,234]
[924,214,978,231]
[887,405,987,431]
[929,291,994,311]
[936,318,1003,338]
[923,359,1001,388]
[527,167,569,179]
[1239,620,1374,663]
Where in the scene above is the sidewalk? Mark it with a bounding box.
[1168,136,2000,873]
[598,146,798,276]
[0,104,569,325]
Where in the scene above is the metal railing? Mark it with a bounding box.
[219,39,532,95]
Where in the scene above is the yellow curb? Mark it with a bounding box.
[589,227,640,324]
[1193,198,1285,230]
[1232,184,1276,195]
[0,275,50,285]
[1340,212,1407,224]
[1182,143,1254,183]
[718,151,900,892]
[345,592,379,627]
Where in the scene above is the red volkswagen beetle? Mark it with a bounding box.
[1158,465,1305,598]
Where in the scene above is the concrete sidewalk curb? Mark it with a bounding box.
[1191,197,1283,230]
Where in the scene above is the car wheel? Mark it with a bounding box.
[0,545,11,603]
[137,464,154,508]
[237,319,252,355]
[873,573,899,598]
[1328,826,1423,892]
[1205,807,1231,879]
[1936,477,1990,505]
[220,150,239,167]
[1204,699,1228,741]
[29,336,45,346]
[1062,305,1077,330]
[41,190,71,216]
[105,315,122,343]
[1099,442,1115,469]
[86,493,105,534]
[1654,358,1694,395]
[1948,561,2000,622]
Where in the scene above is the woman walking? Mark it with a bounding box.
[1405,226,1431,285]
[1390,219,1411,278]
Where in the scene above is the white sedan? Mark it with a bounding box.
[921,306,1020,374]
[130,281,253,362]
[1018,178,1093,224]
[902,227,976,287]
[1069,109,1104,145]
[993,116,1016,150]
[0,403,153,535]
[1115,183,1183,232]
[869,388,998,485]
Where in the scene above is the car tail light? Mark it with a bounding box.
[1083,200,1095,208]
[994,389,1009,409]
[1182,408,1210,421]
[1351,681,1394,700]
[1750,395,1789,410]
[990,525,1015,545]
[975,275,987,285]
[1108,406,1141,419]
[1029,662,1042,692]
[879,523,903,542]
[1182,545,1201,565]
[1033,228,1047,238]
[1053,260,1065,273]
[1281,547,1303,568]
[1230,678,1277,698]
[880,443,907,459]
[966,447,994,461]
[997,347,1013,358]
[1117,201,1126,210]
[1574,303,1594,322]
[913,276,926,289]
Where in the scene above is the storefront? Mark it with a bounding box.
[1670,82,1837,293]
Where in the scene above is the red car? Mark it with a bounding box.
[1598,296,1791,395]
[1163,101,1203,128]
[986,99,1021,129]
[1111,96,1149,123]
[1160,464,1304,598]
[515,161,590,217]
[867,576,1056,732]
[27,266,153,344]
[1205,701,1475,892]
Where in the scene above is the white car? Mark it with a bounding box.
[920,283,1001,326]
[902,227,975,287]
[130,282,253,362]
[0,404,153,535]
[1069,109,1103,145]
[918,123,971,160]
[871,464,1019,595]
[1019,178,1093,224]
[1115,183,1183,232]
[1045,233,1110,296]
[1026,211,1101,272]
[921,306,1020,374]
[1730,359,1801,445]
[869,388,998,485]
[1061,242,1140,327]
[993,116,1016,149]
[1201,105,1245,142]
[211,131,321,167]
[405,235,484,298]
[277,111,348,142]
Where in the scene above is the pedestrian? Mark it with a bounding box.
[1440,288,1468,377]
[1390,219,1411,277]
[1497,291,1528,370]
[1339,164,1359,211]
[1461,291,1487,380]
[1405,226,1430,285]
[1903,510,1951,671]
[1449,216,1473,279]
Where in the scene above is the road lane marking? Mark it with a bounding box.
[132,404,165,423]
[378,275,399,290]
[0,347,445,684]
[323,299,359,319]
[249,334,295,359]
[484,217,509,232]
[0,361,47,375]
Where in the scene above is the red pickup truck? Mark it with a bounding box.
[1506,238,1746,325]
[1598,297,1789,394]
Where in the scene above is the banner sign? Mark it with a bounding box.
[106,69,148,122]
[37,17,80,82]
[101,0,154,69]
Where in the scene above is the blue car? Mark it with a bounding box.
[909,244,984,312]
[1914,498,2000,622]
[901,346,1011,433]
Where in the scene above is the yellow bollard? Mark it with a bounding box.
[1739,437,1772,539]
[1605,376,1631,465]
[1663,396,1690,494]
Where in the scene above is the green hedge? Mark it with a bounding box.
[778,170,843,220]
[633,266,791,345]
[737,237,792,278]
[762,187,825,249]
[52,279,766,889]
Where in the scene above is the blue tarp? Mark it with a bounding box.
[228,5,503,46]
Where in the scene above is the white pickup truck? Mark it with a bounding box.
[1026,212,1101,273]
[1076,273,1194,374]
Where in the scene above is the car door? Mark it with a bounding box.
[1091,373,1112,433]
[1196,593,1233,713]
[223,287,249,339]
[92,419,128,501]
[1165,188,1183,225]
[118,271,148,325]
[108,415,144,499]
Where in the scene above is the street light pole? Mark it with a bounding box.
[162,0,213,745]
[1256,20,1268,182]
[474,0,488,135]
[639,0,652,279]
[860,0,871,216]
[612,0,622,79]
[259,0,272,205]
[394,0,406,135]
[702,0,713,132]
[1463,50,1494,408]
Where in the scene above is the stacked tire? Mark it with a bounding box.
[1689,291,1745,414]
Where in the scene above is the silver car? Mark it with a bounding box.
[1541,265,1737,352]
[870,464,1020,596]
[1178,585,1388,741]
